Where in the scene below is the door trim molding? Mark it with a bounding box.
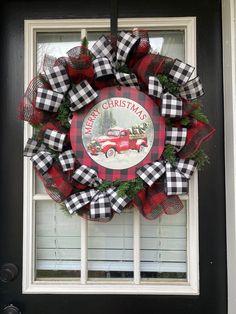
[22,17,199,295]
[222,1,236,313]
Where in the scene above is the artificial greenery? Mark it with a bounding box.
[190,108,209,124]
[157,74,180,96]
[115,63,131,74]
[180,116,191,127]
[163,144,177,166]
[57,98,71,128]
[97,177,144,199]
[190,149,210,171]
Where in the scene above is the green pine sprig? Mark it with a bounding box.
[163,144,177,166]
[157,74,180,96]
[191,108,209,124]
[57,98,71,128]
[190,149,210,171]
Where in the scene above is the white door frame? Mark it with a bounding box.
[222,0,236,314]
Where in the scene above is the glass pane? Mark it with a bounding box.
[36,32,81,72]
[87,208,133,280]
[35,201,81,279]
[140,203,187,280]
[149,30,185,60]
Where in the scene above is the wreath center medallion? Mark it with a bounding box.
[70,86,166,180]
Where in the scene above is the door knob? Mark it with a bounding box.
[2,305,21,314]
[0,264,18,282]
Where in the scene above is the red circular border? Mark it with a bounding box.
[70,86,166,181]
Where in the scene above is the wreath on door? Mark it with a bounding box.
[19,29,215,222]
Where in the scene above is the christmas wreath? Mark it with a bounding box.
[19,29,215,222]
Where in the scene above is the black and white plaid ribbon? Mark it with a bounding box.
[64,187,130,218]
[90,35,116,66]
[31,151,54,175]
[136,161,166,186]
[24,138,47,157]
[68,80,98,111]
[93,57,114,79]
[169,59,195,86]
[72,164,102,187]
[91,31,140,70]
[179,76,204,100]
[161,93,183,118]
[137,159,196,195]
[59,150,75,172]
[65,189,97,214]
[165,159,196,195]
[45,64,70,94]
[36,88,64,112]
[43,129,66,152]
[115,72,139,88]
[165,127,187,151]
[148,76,163,98]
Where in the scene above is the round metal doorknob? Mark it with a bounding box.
[0,264,18,283]
[2,305,21,314]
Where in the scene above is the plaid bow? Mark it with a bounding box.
[148,60,204,119]
[115,72,140,88]
[165,127,187,151]
[92,57,114,79]
[43,129,66,152]
[169,59,195,86]
[68,80,98,111]
[36,88,64,112]
[137,159,196,195]
[180,76,204,100]
[58,150,75,172]
[31,151,54,175]
[65,187,130,219]
[45,64,70,94]
[91,31,139,67]
[72,164,102,187]
[24,138,47,157]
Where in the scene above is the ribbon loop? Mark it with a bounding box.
[180,76,204,100]
[59,150,75,172]
[72,165,102,187]
[148,76,163,98]
[90,35,116,66]
[31,151,54,175]
[36,88,64,112]
[90,192,112,219]
[115,72,139,88]
[165,127,187,151]
[45,65,70,94]
[176,159,196,179]
[24,138,46,157]
[136,161,166,187]
[68,80,98,111]
[165,162,189,195]
[169,59,195,86]
[116,31,140,65]
[92,57,114,80]
[161,93,183,118]
[43,129,66,152]
[106,188,131,213]
[65,189,97,214]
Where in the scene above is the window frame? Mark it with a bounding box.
[22,17,199,295]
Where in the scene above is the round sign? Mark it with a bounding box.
[70,87,166,180]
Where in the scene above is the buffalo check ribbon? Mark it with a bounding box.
[91,31,140,83]
[148,59,204,118]
[137,159,196,195]
[24,138,47,157]
[68,80,98,111]
[31,151,54,175]
[64,187,130,219]
[58,150,75,172]
[165,127,187,151]
[43,129,66,152]
[72,164,102,187]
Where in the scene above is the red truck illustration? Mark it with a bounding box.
[87,126,148,158]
